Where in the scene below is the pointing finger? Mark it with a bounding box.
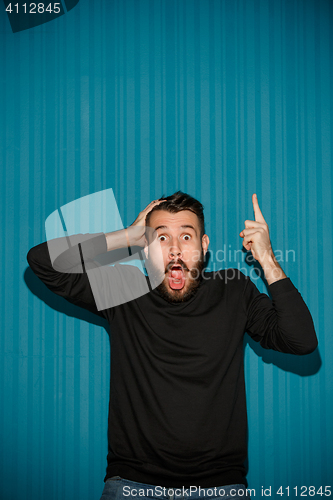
[252,194,266,223]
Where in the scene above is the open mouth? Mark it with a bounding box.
[168,264,186,289]
[171,264,183,271]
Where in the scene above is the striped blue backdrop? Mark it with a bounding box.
[0,0,332,499]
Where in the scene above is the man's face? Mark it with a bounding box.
[144,210,209,303]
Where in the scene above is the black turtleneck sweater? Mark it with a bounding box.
[27,233,318,488]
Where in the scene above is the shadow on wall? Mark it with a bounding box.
[245,336,321,376]
[243,254,321,376]
[3,0,80,33]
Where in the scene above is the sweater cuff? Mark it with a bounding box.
[267,277,297,298]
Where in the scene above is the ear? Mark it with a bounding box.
[202,234,209,256]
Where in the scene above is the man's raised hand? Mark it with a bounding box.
[239,194,272,263]
[131,199,166,228]
[128,199,167,247]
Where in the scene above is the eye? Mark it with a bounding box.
[182,234,191,241]
[158,235,167,242]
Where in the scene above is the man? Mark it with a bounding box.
[27,191,318,500]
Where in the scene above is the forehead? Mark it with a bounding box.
[148,209,200,231]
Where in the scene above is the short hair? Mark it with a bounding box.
[145,191,206,240]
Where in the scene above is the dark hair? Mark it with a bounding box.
[145,191,205,239]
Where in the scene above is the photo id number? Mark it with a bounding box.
[276,486,331,496]
[5,3,61,14]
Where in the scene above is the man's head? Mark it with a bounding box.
[144,191,209,303]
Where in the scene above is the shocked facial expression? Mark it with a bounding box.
[144,210,209,303]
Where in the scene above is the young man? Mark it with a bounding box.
[27,191,318,500]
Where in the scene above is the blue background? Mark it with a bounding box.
[0,0,332,499]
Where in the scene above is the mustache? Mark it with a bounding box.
[165,259,189,273]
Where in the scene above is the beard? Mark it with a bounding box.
[145,249,206,304]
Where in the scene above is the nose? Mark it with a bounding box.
[168,245,182,260]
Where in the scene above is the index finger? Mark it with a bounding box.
[252,194,266,223]
[144,199,167,215]
[146,198,166,208]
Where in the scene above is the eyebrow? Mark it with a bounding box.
[154,225,197,236]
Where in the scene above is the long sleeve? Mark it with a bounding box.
[242,274,318,354]
[27,233,108,318]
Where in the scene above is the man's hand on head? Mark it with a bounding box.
[239,194,287,285]
[127,199,167,247]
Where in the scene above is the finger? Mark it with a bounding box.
[141,199,167,222]
[243,232,260,245]
[151,199,167,206]
[242,230,261,247]
[147,200,159,207]
[239,229,259,238]
[145,199,167,211]
[244,219,266,229]
[135,200,167,226]
[252,194,266,223]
